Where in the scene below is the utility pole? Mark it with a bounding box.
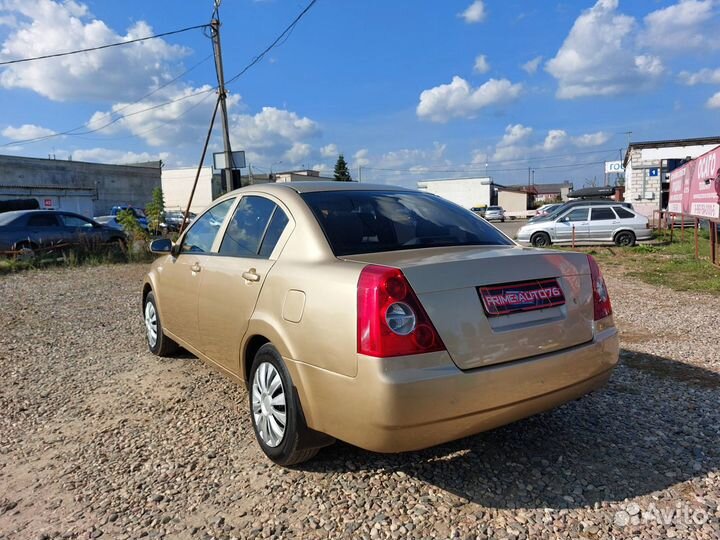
[211,1,237,192]
[358,166,362,183]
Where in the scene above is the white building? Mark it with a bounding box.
[417,177,494,209]
[623,136,720,217]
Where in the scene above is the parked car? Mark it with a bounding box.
[517,203,651,247]
[484,205,506,222]
[142,182,619,466]
[160,210,196,233]
[94,214,150,234]
[0,210,127,258]
[470,206,487,217]
[534,203,562,218]
[110,205,149,229]
[529,199,633,223]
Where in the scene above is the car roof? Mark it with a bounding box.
[223,181,414,198]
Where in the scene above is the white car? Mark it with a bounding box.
[517,202,652,247]
[484,206,506,222]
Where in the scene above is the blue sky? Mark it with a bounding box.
[0,0,719,187]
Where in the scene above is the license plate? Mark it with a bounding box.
[478,279,565,317]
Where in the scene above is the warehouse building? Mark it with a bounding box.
[623,136,720,217]
[417,177,495,209]
[0,154,161,217]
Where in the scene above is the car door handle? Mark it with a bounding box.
[242,268,260,282]
[191,262,201,273]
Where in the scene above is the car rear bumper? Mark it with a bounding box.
[287,322,619,453]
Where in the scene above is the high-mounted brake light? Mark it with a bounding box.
[357,265,445,357]
[588,255,612,321]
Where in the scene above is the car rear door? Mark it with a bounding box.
[197,195,292,375]
[588,207,618,242]
[553,207,589,242]
[157,198,235,350]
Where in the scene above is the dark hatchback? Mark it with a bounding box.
[0,210,127,256]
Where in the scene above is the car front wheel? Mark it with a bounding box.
[249,344,320,466]
[531,232,551,247]
[143,291,178,356]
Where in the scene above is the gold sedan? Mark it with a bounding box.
[143,182,619,465]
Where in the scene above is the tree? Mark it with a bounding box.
[333,154,352,182]
[145,187,165,235]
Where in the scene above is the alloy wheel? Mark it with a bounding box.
[144,301,158,348]
[252,362,287,448]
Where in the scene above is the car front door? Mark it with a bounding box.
[58,213,104,247]
[589,207,619,242]
[554,207,589,242]
[24,213,64,250]
[197,195,292,375]
[157,198,235,351]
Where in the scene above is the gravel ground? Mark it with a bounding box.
[0,262,718,540]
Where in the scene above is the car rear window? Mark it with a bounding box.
[302,191,512,256]
[614,207,635,219]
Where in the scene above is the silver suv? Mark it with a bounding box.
[517,204,652,247]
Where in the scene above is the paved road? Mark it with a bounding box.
[493,219,527,241]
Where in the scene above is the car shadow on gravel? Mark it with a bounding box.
[303,349,720,510]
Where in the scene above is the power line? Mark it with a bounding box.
[225,0,318,85]
[0,24,210,66]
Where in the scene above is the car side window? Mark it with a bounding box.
[60,215,94,228]
[614,207,635,219]
[219,196,285,258]
[562,208,589,222]
[259,209,289,258]
[591,207,616,221]
[182,199,234,253]
[27,214,59,227]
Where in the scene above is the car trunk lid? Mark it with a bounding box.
[343,246,594,369]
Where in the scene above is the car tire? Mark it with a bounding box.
[13,241,37,262]
[249,344,320,466]
[531,232,551,248]
[614,231,636,247]
[143,291,178,356]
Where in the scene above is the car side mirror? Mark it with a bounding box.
[561,216,570,222]
[150,238,173,254]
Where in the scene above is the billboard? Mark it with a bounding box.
[604,161,625,174]
[668,145,720,220]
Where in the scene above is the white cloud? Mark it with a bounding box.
[678,67,720,85]
[473,54,490,74]
[2,123,56,140]
[639,0,717,51]
[707,92,720,108]
[545,0,664,99]
[353,148,369,168]
[0,0,188,101]
[499,124,533,147]
[488,124,534,161]
[572,131,610,147]
[377,142,447,168]
[460,1,486,23]
[543,129,567,151]
[320,143,338,158]
[417,76,522,122]
[522,56,542,75]
[68,147,170,164]
[284,142,312,164]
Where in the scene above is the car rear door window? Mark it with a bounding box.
[219,196,286,258]
[614,207,635,219]
[60,214,94,228]
[591,207,616,221]
[27,214,59,227]
[182,199,234,253]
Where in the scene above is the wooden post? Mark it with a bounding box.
[572,225,576,248]
[694,218,699,259]
[681,212,685,242]
[669,214,674,243]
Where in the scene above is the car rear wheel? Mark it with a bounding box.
[249,344,320,466]
[531,232,551,247]
[614,231,636,247]
[144,291,178,356]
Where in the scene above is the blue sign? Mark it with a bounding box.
[649,168,659,177]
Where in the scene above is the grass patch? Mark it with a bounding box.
[551,232,720,295]
[0,241,155,275]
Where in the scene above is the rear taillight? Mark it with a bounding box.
[357,265,445,357]
[588,255,612,321]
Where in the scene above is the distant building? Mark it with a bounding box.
[162,167,335,213]
[417,177,495,208]
[0,154,161,217]
[532,181,573,203]
[623,136,720,217]
[496,186,535,217]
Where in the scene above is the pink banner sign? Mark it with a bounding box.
[668,145,720,220]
